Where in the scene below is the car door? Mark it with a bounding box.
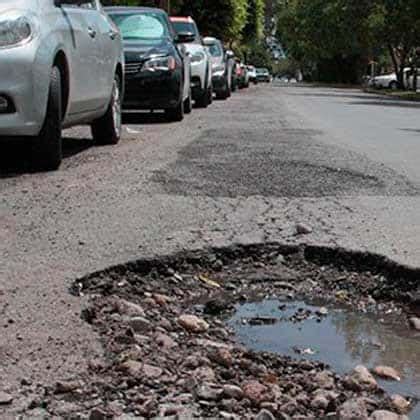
[92,4,121,106]
[60,0,102,114]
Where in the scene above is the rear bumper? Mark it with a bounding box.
[123,69,182,110]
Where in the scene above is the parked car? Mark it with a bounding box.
[107,7,192,121]
[237,62,250,89]
[247,66,258,84]
[256,68,271,83]
[0,0,124,171]
[369,68,417,90]
[203,37,234,100]
[230,56,239,92]
[170,16,213,108]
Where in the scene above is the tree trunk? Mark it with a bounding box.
[388,44,401,88]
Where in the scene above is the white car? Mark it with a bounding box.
[170,16,213,108]
[370,68,416,90]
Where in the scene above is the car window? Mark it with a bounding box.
[208,42,223,57]
[62,1,97,9]
[171,21,201,43]
[110,13,169,43]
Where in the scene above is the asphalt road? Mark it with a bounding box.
[0,83,419,413]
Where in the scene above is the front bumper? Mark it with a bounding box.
[124,68,182,110]
[0,41,48,138]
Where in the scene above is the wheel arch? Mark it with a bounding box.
[115,62,124,98]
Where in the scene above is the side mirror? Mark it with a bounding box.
[175,32,195,44]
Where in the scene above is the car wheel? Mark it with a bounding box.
[184,88,193,114]
[195,88,209,108]
[31,66,62,172]
[389,81,398,90]
[165,99,184,122]
[92,74,122,145]
[216,79,229,100]
[208,85,213,105]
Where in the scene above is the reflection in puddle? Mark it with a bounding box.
[229,300,420,417]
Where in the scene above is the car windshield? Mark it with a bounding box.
[256,68,268,74]
[110,12,170,43]
[208,42,223,57]
[171,21,201,43]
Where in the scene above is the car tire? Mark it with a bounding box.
[31,66,62,172]
[216,79,229,100]
[165,99,184,122]
[208,85,213,105]
[184,88,193,114]
[195,88,209,108]
[92,74,122,145]
[389,81,398,90]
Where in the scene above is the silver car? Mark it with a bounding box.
[0,0,124,171]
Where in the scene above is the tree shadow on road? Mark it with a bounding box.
[400,128,420,134]
[0,137,93,179]
[347,100,420,109]
[285,92,386,101]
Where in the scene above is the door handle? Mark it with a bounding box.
[87,27,97,38]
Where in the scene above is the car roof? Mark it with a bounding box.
[170,16,195,23]
[104,6,165,14]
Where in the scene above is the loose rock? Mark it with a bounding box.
[0,392,13,405]
[373,366,401,381]
[208,348,233,367]
[390,395,410,414]
[338,398,368,420]
[344,365,378,391]
[408,317,420,331]
[223,384,244,400]
[178,314,209,333]
[242,380,269,405]
[370,410,409,420]
[196,384,223,401]
[296,223,313,235]
[128,316,151,333]
[115,299,145,317]
[256,408,276,420]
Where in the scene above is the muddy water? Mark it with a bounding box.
[229,300,420,417]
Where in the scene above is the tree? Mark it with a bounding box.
[276,0,375,83]
[370,0,420,88]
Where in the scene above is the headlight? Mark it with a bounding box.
[0,10,35,49]
[191,52,205,63]
[143,56,176,72]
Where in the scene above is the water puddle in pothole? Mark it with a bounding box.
[229,300,420,417]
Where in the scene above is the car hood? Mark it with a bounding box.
[0,0,40,12]
[183,43,206,56]
[123,39,175,63]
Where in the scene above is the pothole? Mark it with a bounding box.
[31,244,420,418]
[230,299,420,419]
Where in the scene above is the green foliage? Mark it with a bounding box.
[276,0,420,85]
[104,0,266,48]
[246,41,274,70]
